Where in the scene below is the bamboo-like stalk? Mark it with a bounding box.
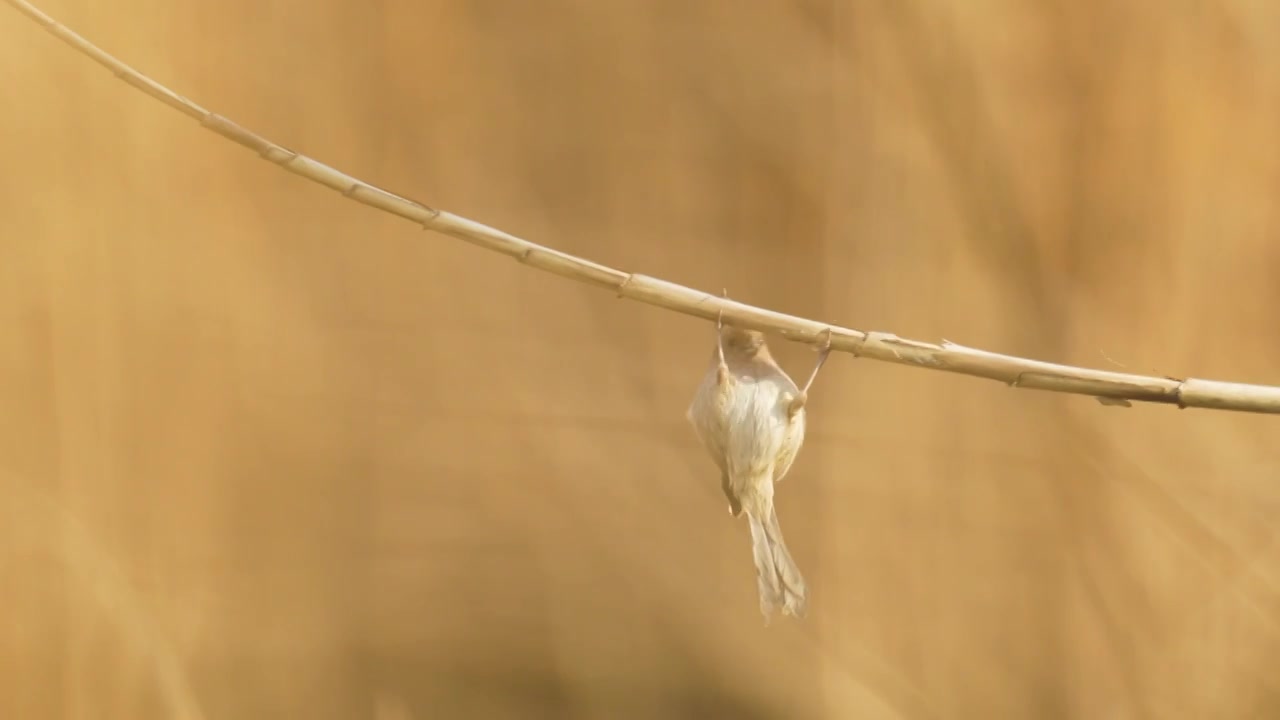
[8,0,1280,415]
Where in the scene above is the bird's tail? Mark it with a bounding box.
[747,506,807,621]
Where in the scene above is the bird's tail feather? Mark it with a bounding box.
[747,507,807,621]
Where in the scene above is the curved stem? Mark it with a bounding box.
[7,0,1280,414]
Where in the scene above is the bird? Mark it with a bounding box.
[686,301,832,621]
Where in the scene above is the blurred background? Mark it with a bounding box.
[4,0,1280,717]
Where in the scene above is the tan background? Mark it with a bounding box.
[4,1,1280,718]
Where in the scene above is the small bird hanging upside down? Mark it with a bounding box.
[686,303,832,621]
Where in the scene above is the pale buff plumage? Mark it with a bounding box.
[687,311,831,621]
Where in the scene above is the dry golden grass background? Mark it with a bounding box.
[4,1,1280,717]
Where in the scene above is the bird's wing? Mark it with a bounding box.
[772,403,806,484]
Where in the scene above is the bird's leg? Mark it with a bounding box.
[799,328,834,395]
[715,291,731,385]
[716,308,727,365]
[713,290,738,514]
[788,328,833,419]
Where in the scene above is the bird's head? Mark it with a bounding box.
[720,325,767,356]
